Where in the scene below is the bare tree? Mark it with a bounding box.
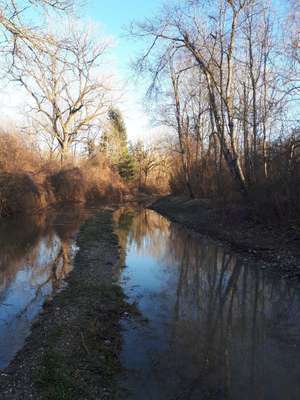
[283,0,300,100]
[132,141,160,188]
[0,0,74,63]
[11,26,113,163]
[131,0,252,196]
[131,0,298,199]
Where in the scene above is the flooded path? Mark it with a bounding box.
[0,208,95,370]
[115,208,300,400]
[1,206,300,399]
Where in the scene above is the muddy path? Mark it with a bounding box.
[0,204,299,400]
[150,196,300,279]
[0,210,131,399]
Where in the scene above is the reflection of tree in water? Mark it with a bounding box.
[0,206,95,368]
[163,226,300,399]
[113,208,136,269]
[113,208,135,249]
[114,207,171,262]
[0,213,49,295]
[0,207,88,301]
[117,209,300,400]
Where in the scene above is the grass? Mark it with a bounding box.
[28,211,133,399]
[32,282,129,399]
[34,351,76,400]
[0,210,137,399]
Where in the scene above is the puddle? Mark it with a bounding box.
[0,207,97,369]
[115,208,300,400]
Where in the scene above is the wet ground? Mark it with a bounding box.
[0,207,96,370]
[115,208,300,400]
[0,206,300,399]
[0,208,128,399]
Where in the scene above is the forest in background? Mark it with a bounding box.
[132,0,300,224]
[0,0,299,224]
[0,0,170,217]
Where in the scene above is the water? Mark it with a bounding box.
[115,208,300,400]
[0,208,94,370]
[1,206,300,398]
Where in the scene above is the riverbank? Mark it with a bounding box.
[151,196,300,278]
[0,210,131,399]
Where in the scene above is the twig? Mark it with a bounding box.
[80,331,90,355]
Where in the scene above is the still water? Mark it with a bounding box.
[0,208,94,370]
[115,208,300,400]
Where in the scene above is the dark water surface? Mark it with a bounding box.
[0,207,98,370]
[115,208,300,400]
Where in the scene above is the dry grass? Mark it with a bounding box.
[82,154,127,204]
[0,172,44,217]
[47,168,86,204]
[0,131,128,217]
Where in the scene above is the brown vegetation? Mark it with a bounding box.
[0,172,44,217]
[168,135,300,224]
[0,131,127,217]
[47,168,86,204]
[83,155,126,204]
[132,0,300,225]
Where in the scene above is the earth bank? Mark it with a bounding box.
[150,195,300,279]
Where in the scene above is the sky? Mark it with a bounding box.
[2,0,293,141]
[82,0,164,142]
[1,0,166,143]
[83,0,162,72]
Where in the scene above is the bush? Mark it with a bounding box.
[0,131,42,173]
[0,131,129,218]
[83,154,127,204]
[0,172,43,217]
[248,180,297,224]
[47,168,86,204]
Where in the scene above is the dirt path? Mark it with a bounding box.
[0,210,130,400]
[151,196,300,279]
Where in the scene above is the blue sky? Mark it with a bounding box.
[2,0,165,141]
[81,0,165,141]
[84,0,162,70]
[4,1,293,140]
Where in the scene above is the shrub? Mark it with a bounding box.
[248,180,295,224]
[0,131,42,174]
[0,172,43,217]
[83,154,127,204]
[0,131,129,218]
[47,168,86,204]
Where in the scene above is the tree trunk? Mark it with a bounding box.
[207,81,248,197]
[60,141,70,166]
[171,69,195,198]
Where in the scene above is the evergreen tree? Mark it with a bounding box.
[101,108,127,162]
[108,108,127,145]
[117,151,136,181]
[102,107,136,181]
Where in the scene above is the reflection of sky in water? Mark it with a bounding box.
[0,234,67,370]
[0,207,99,370]
[118,209,300,400]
